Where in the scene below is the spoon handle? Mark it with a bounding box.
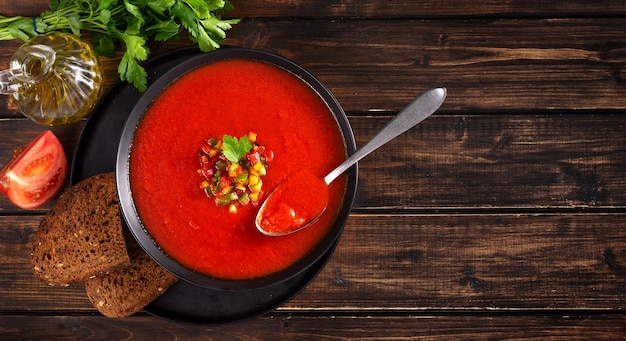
[324,87,447,184]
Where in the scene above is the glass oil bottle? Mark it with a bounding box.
[0,32,103,126]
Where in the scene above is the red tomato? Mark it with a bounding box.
[0,131,67,209]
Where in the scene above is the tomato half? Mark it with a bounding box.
[0,131,67,209]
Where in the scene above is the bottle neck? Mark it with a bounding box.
[11,44,56,83]
[0,44,56,95]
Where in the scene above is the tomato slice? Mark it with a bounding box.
[0,131,67,209]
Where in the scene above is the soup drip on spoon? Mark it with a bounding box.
[256,87,447,236]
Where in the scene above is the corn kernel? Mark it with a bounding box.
[229,204,238,214]
[249,192,259,201]
[200,181,210,189]
[253,162,266,176]
[250,179,263,193]
[249,174,259,186]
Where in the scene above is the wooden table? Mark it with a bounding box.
[2,1,626,339]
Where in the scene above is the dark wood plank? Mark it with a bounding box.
[2,113,626,212]
[230,0,626,18]
[1,18,625,113]
[0,215,93,312]
[3,213,625,312]
[0,0,623,338]
[297,213,626,310]
[1,314,625,340]
[3,0,625,19]
[0,0,48,16]
[351,114,626,209]
[223,19,626,112]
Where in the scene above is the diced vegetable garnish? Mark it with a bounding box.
[198,133,273,213]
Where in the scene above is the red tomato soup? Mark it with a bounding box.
[129,59,348,280]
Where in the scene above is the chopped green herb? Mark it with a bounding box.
[222,134,253,163]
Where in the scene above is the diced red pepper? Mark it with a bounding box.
[248,152,260,165]
[263,150,274,162]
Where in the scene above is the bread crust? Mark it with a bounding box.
[30,172,130,286]
[85,236,178,318]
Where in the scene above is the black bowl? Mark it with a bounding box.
[116,47,357,291]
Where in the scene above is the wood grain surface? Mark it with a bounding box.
[0,0,625,339]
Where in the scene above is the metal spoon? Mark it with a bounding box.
[255,87,447,236]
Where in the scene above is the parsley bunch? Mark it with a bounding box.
[0,0,239,91]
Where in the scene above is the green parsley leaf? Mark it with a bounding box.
[123,0,143,21]
[98,9,112,26]
[170,2,198,36]
[7,19,33,42]
[196,24,218,51]
[146,0,176,15]
[205,0,226,11]
[98,0,114,12]
[66,12,82,36]
[222,135,253,163]
[118,50,148,92]
[146,20,180,41]
[91,32,116,57]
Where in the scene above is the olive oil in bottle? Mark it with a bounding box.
[0,32,103,126]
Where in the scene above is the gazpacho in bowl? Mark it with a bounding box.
[117,48,357,290]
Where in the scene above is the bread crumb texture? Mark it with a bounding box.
[30,173,130,286]
[85,240,178,318]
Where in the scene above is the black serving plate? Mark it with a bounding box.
[71,46,340,324]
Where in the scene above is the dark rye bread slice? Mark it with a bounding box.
[31,172,130,286]
[85,234,179,318]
